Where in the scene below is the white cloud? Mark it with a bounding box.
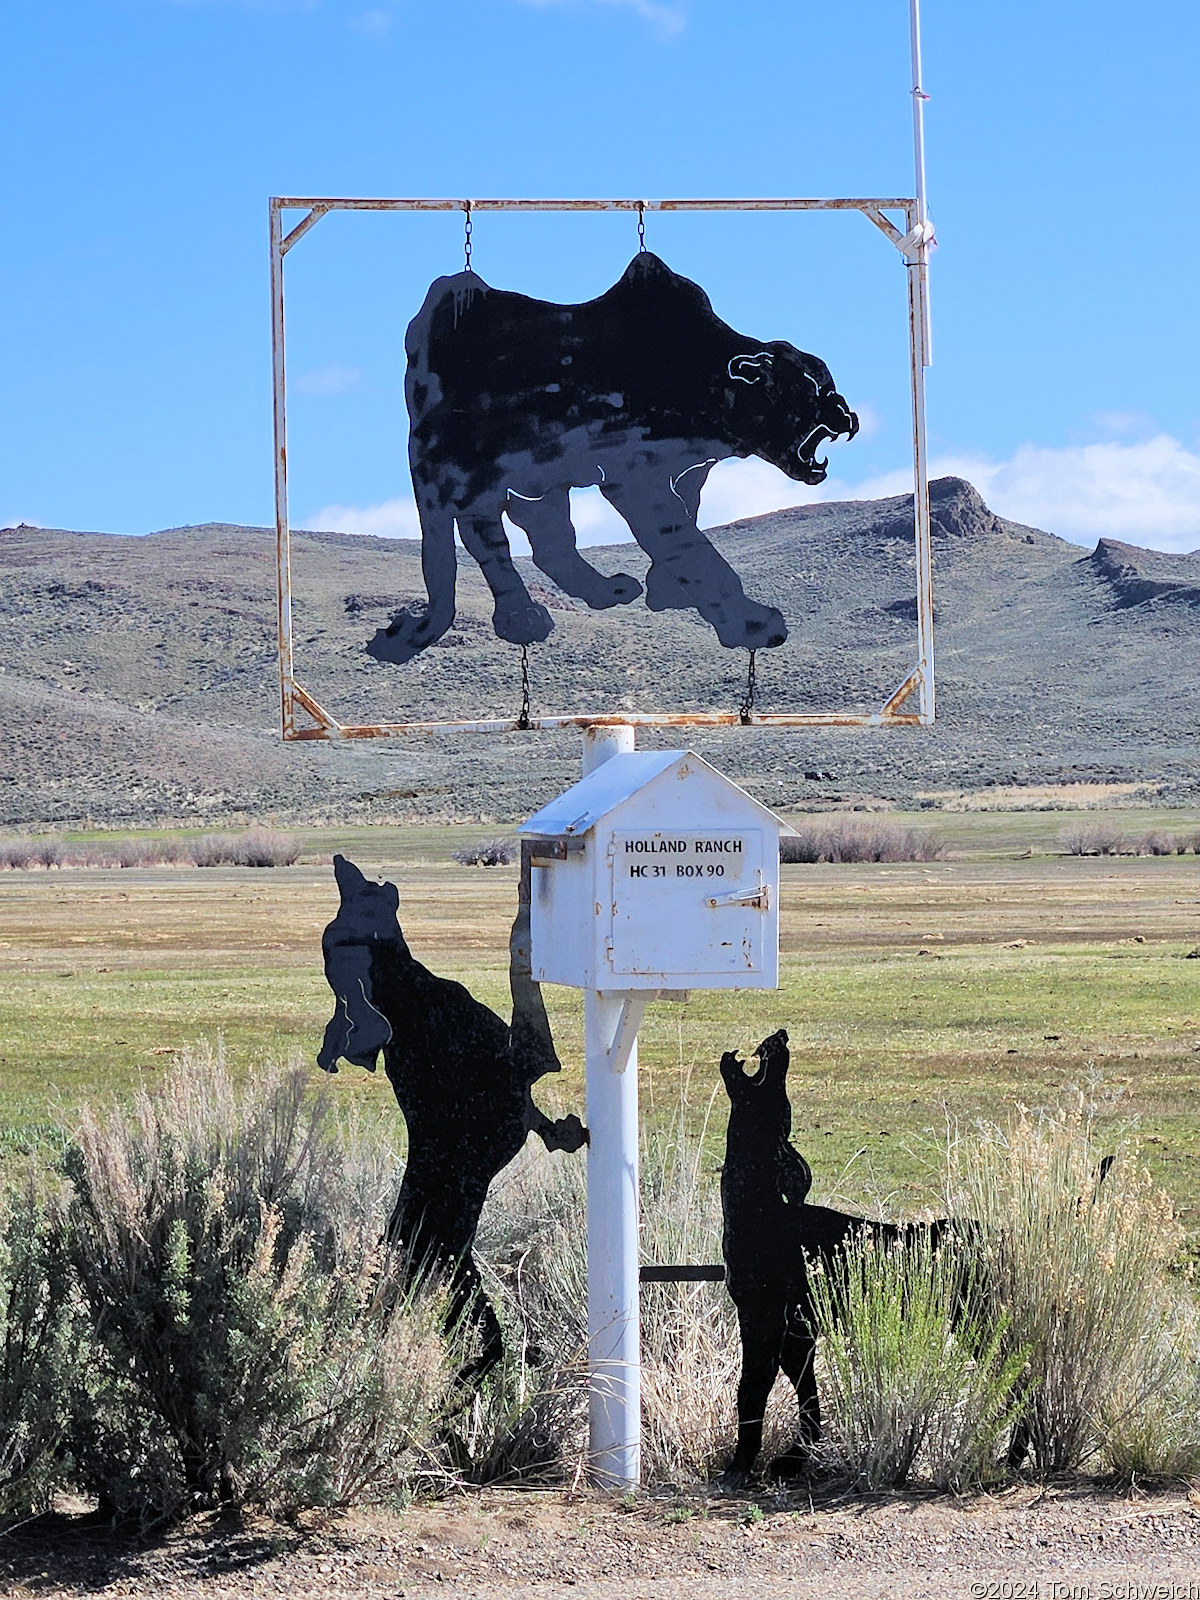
[295,362,362,397]
[705,436,1200,554]
[306,497,422,538]
[513,0,686,40]
[906,436,1200,551]
[697,458,827,529]
[306,435,1200,556]
[304,489,619,554]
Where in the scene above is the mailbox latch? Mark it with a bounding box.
[706,877,770,912]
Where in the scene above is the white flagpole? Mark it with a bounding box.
[909,0,932,366]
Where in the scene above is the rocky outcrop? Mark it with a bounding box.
[870,476,1004,543]
[1084,538,1200,610]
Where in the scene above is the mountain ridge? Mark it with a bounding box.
[2,478,1197,827]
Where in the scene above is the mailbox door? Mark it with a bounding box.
[606,829,769,978]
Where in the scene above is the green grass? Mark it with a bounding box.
[2,820,1200,1231]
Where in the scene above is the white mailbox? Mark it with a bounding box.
[519,750,788,992]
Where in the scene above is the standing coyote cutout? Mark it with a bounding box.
[318,853,587,1382]
[720,1029,949,1483]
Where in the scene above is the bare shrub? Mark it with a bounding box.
[114,840,150,868]
[452,837,518,867]
[231,828,302,868]
[1136,830,1175,857]
[0,841,36,870]
[77,844,117,868]
[61,1047,457,1519]
[187,833,236,867]
[952,1102,1182,1475]
[32,838,63,868]
[146,837,188,865]
[1058,823,1125,856]
[186,830,300,868]
[780,827,829,865]
[782,820,946,865]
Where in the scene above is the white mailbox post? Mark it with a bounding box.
[519,733,789,1487]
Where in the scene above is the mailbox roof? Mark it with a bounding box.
[518,750,793,839]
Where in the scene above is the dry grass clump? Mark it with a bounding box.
[925,782,1155,813]
[952,1101,1186,1476]
[637,1106,738,1483]
[451,837,518,867]
[781,819,946,864]
[452,1150,589,1485]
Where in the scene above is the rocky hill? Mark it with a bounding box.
[1,478,1197,826]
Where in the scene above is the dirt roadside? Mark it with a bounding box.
[2,1486,1199,1600]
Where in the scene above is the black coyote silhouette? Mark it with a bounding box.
[318,853,588,1382]
[368,251,858,663]
[720,1035,1122,1482]
[720,1029,949,1484]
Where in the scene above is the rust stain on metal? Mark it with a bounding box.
[280,694,924,740]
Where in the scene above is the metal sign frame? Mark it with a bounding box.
[270,194,934,739]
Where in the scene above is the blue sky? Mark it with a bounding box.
[3,0,1198,549]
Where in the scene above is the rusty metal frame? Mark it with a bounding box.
[270,195,934,739]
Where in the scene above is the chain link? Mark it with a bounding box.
[636,200,646,252]
[517,645,532,730]
[463,202,473,273]
[738,649,757,725]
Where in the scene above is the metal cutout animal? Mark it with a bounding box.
[318,852,588,1382]
[367,252,858,663]
[719,1029,947,1484]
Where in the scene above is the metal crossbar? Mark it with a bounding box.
[640,1265,726,1284]
[270,195,935,738]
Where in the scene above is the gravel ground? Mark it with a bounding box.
[3,1487,1199,1600]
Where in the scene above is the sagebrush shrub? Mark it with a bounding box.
[61,1047,457,1519]
[808,1233,1025,1491]
[0,1173,80,1522]
[1101,1302,1200,1482]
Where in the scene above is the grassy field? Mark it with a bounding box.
[2,810,1200,1231]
